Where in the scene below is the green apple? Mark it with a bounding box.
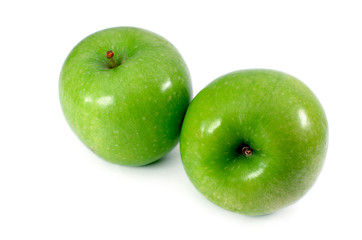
[180,69,328,216]
[59,27,192,166]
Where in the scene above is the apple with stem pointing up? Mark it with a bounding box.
[180,69,328,216]
[59,27,192,166]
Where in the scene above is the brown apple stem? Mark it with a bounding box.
[106,51,117,68]
[241,146,253,156]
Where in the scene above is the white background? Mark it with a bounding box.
[1,0,361,239]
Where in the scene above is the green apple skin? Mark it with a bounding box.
[59,27,192,166]
[180,69,328,216]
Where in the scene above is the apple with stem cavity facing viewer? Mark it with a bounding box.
[180,69,328,216]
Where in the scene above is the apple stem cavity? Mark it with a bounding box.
[242,146,253,156]
[237,143,253,157]
[106,51,117,68]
